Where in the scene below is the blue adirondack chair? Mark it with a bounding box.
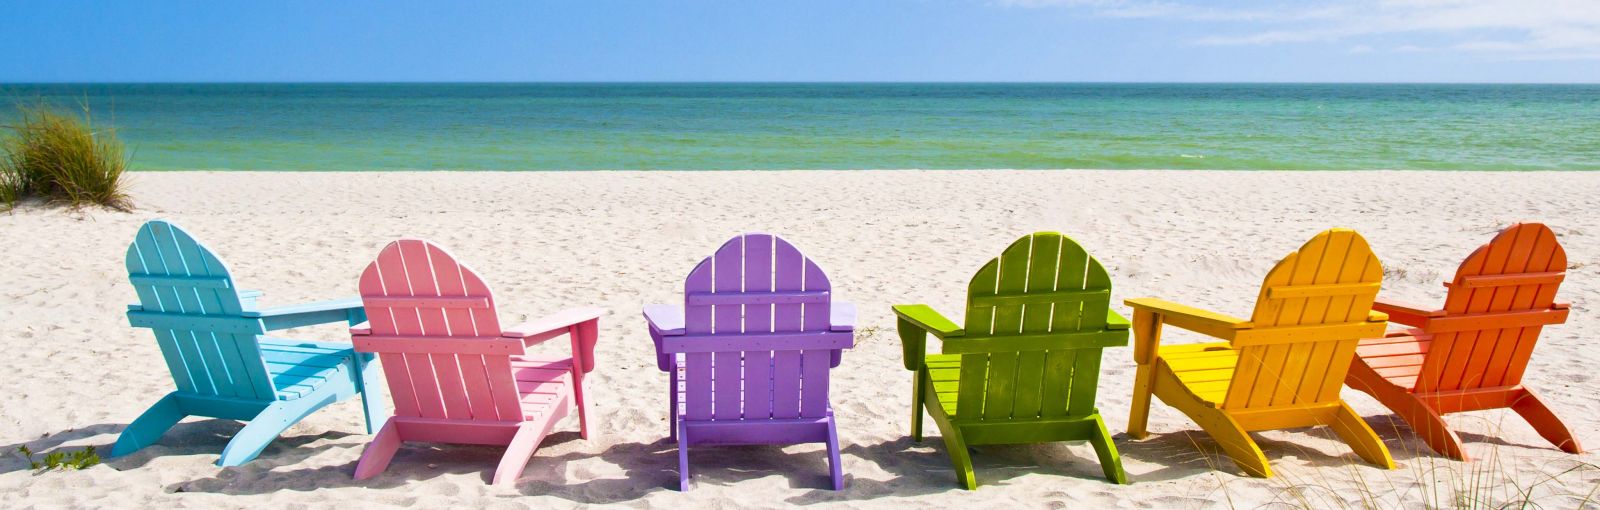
[111,220,386,466]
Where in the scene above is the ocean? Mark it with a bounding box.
[0,83,1595,171]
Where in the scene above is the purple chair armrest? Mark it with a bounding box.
[643,304,683,372]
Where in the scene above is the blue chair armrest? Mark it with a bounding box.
[244,296,367,331]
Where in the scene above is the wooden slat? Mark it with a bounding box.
[743,234,775,419]
[128,273,231,289]
[958,259,998,420]
[1011,233,1060,420]
[1455,271,1563,289]
[969,289,1107,308]
[979,237,1030,420]
[361,295,490,309]
[799,349,830,418]
[771,239,805,420]
[687,290,828,306]
[712,236,743,420]
[662,332,853,353]
[1264,282,1379,300]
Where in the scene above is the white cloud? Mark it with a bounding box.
[999,0,1600,60]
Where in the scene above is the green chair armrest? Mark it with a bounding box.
[892,304,963,371]
[1106,309,1131,330]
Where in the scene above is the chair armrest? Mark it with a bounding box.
[831,302,856,332]
[1371,298,1443,327]
[892,304,963,371]
[642,304,685,336]
[1124,297,1250,364]
[245,296,367,331]
[1124,298,1251,337]
[1107,309,1131,330]
[502,307,604,343]
[349,321,371,336]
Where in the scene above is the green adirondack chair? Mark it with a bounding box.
[894,232,1129,489]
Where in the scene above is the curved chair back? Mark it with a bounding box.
[355,239,526,422]
[1417,223,1568,392]
[948,232,1120,421]
[125,220,275,401]
[1224,228,1384,410]
[677,233,845,421]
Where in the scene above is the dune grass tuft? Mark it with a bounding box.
[1,102,132,211]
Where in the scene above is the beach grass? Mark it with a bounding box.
[1196,415,1600,509]
[1,102,131,211]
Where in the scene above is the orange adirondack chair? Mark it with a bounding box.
[1347,223,1582,460]
[1126,228,1395,477]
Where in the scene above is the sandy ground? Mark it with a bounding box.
[1,170,1597,508]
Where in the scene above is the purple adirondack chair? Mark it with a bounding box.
[643,233,856,491]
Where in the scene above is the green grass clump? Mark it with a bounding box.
[16,445,100,472]
[1,103,132,211]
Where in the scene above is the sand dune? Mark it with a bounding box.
[1,170,1596,508]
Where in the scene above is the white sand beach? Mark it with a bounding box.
[1,170,1596,508]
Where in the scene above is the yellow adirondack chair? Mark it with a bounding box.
[1125,228,1395,477]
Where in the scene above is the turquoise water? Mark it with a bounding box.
[0,83,1596,170]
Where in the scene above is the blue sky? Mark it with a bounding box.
[2,0,1597,83]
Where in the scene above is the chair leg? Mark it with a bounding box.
[939,426,977,490]
[1088,414,1128,484]
[911,371,925,442]
[1398,393,1470,461]
[112,392,186,457]
[1511,388,1585,454]
[1328,403,1396,469]
[923,375,977,489]
[677,421,692,491]
[353,419,402,480]
[492,423,545,486]
[1349,360,1468,461]
[571,367,591,440]
[1186,404,1272,478]
[668,373,679,442]
[826,417,844,490]
[353,352,388,435]
[1128,364,1155,440]
[218,392,333,467]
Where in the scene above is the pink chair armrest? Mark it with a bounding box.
[502,307,605,343]
[350,321,371,336]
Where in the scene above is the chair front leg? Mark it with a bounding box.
[1127,309,1164,439]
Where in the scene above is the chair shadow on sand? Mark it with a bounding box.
[0,419,354,476]
[12,410,1570,504]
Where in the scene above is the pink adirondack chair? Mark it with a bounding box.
[643,233,856,490]
[348,239,602,485]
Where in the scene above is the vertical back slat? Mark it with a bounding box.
[127,227,198,394]
[390,242,446,419]
[712,237,745,420]
[683,258,715,421]
[428,244,498,420]
[166,228,256,400]
[957,260,998,420]
[798,258,833,417]
[399,240,470,420]
[149,225,226,397]
[1012,233,1061,420]
[743,235,775,419]
[980,238,1031,421]
[770,240,805,419]
[1272,231,1349,406]
[365,246,423,418]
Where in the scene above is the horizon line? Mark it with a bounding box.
[3,80,1600,86]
